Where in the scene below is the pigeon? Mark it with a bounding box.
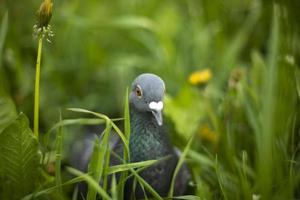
[122,73,190,199]
[70,73,191,199]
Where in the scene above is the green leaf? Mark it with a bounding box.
[0,96,17,133]
[164,87,204,140]
[0,113,41,200]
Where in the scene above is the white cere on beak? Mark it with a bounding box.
[149,101,163,111]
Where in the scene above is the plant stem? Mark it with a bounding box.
[34,37,43,139]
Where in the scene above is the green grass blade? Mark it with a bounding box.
[118,88,131,199]
[108,159,159,174]
[0,12,8,65]
[86,137,101,200]
[168,135,194,197]
[110,121,129,153]
[111,174,118,200]
[22,176,86,200]
[87,121,112,200]
[43,117,122,155]
[48,118,106,134]
[124,87,131,144]
[170,195,202,200]
[68,108,130,155]
[214,155,228,200]
[68,108,109,120]
[55,112,63,194]
[67,167,112,200]
[187,150,215,168]
[257,5,280,199]
[103,147,111,192]
[129,168,163,200]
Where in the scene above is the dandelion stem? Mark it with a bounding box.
[34,37,43,139]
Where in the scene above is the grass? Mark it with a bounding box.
[0,0,299,200]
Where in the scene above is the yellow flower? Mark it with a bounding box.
[198,124,218,144]
[188,69,212,85]
[37,0,53,28]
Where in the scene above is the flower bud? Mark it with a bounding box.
[37,0,53,28]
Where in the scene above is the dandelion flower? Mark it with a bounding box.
[188,69,212,85]
[198,124,218,144]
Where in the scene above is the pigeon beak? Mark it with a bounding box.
[151,110,163,126]
[149,101,164,126]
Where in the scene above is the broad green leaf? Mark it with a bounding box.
[0,96,17,133]
[164,87,204,140]
[0,113,41,200]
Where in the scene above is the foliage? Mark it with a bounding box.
[0,0,299,199]
[0,113,41,200]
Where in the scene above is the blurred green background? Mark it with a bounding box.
[0,0,300,199]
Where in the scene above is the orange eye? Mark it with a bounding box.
[136,85,142,97]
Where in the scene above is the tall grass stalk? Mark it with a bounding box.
[33,37,43,139]
[168,134,194,197]
[118,88,130,199]
[55,112,63,194]
[86,121,111,200]
[67,167,112,200]
[256,5,279,198]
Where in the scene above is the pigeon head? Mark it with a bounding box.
[129,73,165,126]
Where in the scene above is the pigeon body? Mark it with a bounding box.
[125,104,177,198]
[120,73,189,199]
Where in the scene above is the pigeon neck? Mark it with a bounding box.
[129,105,157,127]
[129,104,172,161]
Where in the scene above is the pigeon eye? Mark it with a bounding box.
[136,85,143,98]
